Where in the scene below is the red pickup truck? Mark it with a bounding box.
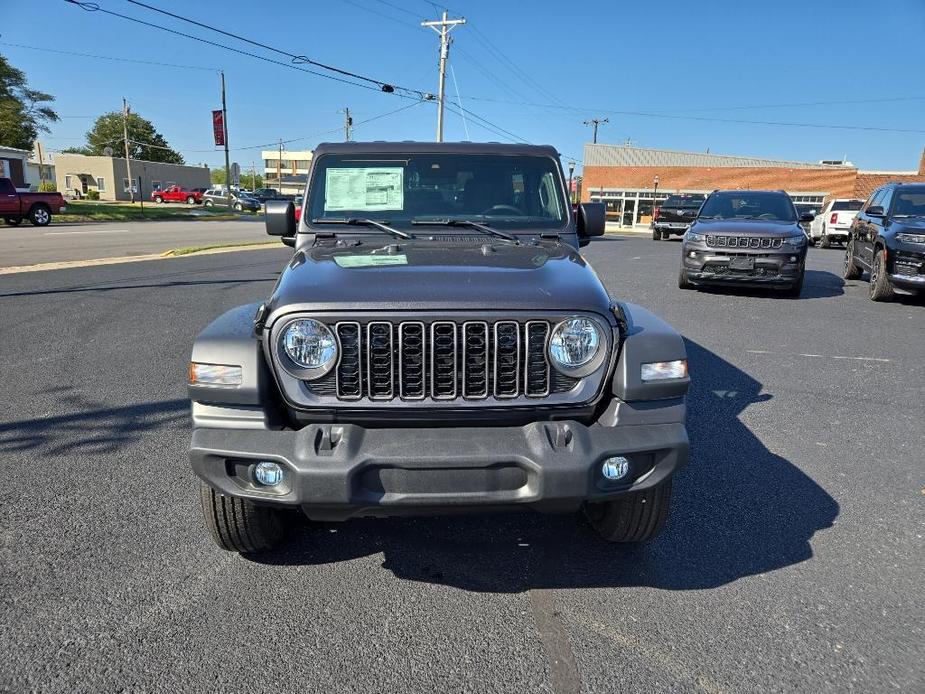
[151,185,202,205]
[0,177,68,227]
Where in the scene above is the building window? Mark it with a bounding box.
[152,181,162,191]
[96,177,106,191]
[65,175,74,190]
[123,178,130,192]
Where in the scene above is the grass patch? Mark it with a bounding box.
[164,240,278,257]
[57,200,258,223]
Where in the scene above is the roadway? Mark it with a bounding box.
[0,218,267,267]
[1,236,922,692]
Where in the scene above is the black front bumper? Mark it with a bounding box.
[681,246,805,286]
[191,420,688,521]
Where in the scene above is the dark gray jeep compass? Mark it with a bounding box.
[678,190,811,297]
[188,142,690,555]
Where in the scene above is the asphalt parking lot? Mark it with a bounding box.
[1,235,922,693]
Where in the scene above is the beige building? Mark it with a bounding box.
[261,149,312,196]
[54,153,211,201]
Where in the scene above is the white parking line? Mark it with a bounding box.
[746,349,891,363]
[44,229,132,236]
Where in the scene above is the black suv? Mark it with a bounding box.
[652,193,706,240]
[678,190,811,297]
[844,183,925,301]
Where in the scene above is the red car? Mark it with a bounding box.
[0,177,67,227]
[151,185,202,205]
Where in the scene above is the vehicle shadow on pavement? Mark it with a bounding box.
[0,398,188,456]
[259,339,839,592]
[692,270,844,300]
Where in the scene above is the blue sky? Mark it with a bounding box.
[4,0,924,172]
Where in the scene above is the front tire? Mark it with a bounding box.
[652,227,661,240]
[186,196,196,204]
[204,199,214,207]
[584,480,672,543]
[868,249,894,302]
[199,484,291,554]
[843,241,862,280]
[154,195,164,204]
[28,205,51,227]
[820,225,830,248]
[234,202,243,212]
[678,263,694,289]
[781,272,804,298]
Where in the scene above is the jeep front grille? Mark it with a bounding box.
[326,319,575,402]
[706,235,783,249]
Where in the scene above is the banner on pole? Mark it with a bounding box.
[212,110,225,146]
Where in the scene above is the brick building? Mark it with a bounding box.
[581,143,925,227]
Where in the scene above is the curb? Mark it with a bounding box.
[0,242,280,276]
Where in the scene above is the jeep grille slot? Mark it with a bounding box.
[367,321,394,400]
[493,321,520,398]
[462,321,489,399]
[525,321,551,396]
[398,322,426,399]
[431,321,458,399]
[335,322,362,399]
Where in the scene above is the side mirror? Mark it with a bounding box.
[265,199,296,237]
[799,213,815,222]
[577,202,606,241]
[866,206,884,217]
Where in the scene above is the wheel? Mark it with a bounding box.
[199,483,291,554]
[4,216,22,226]
[652,228,661,240]
[677,263,694,289]
[233,202,243,211]
[204,199,214,207]
[843,241,862,280]
[868,249,894,302]
[154,195,164,204]
[583,480,672,543]
[661,231,670,240]
[820,225,830,248]
[28,205,51,227]
[186,196,195,204]
[781,272,804,298]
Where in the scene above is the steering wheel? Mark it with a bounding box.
[481,204,525,216]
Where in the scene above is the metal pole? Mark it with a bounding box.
[343,107,352,142]
[221,71,231,205]
[422,11,466,142]
[122,97,134,203]
[277,139,282,191]
[36,141,46,187]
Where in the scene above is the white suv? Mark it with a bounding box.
[809,199,863,248]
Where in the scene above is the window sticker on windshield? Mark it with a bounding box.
[324,167,404,212]
[333,254,408,268]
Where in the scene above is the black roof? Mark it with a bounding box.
[313,141,560,157]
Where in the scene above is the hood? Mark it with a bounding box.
[894,217,925,230]
[691,219,803,237]
[264,239,614,321]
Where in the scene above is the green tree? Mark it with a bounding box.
[80,111,185,164]
[211,169,263,190]
[0,54,59,150]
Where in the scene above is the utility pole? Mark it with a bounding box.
[277,139,282,190]
[342,107,353,142]
[36,141,46,188]
[583,117,609,144]
[122,97,135,203]
[220,71,231,205]
[422,11,466,142]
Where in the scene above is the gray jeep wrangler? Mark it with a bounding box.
[188,142,689,554]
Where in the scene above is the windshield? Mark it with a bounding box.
[893,189,925,217]
[663,194,705,208]
[832,200,863,211]
[306,153,567,230]
[699,192,797,221]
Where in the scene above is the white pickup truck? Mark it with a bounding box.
[809,199,863,247]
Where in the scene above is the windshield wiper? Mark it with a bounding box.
[411,218,520,244]
[310,217,414,240]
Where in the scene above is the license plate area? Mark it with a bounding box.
[729,257,755,271]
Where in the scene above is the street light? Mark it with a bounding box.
[568,161,576,204]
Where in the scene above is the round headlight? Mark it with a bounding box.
[549,318,602,374]
[281,319,337,377]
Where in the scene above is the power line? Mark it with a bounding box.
[119,0,421,96]
[0,41,219,71]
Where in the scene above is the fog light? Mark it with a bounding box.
[789,255,797,262]
[688,251,696,258]
[254,461,284,486]
[601,456,630,481]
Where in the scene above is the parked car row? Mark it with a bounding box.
[149,185,290,212]
[675,184,925,302]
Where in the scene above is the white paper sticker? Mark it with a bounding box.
[324,167,404,212]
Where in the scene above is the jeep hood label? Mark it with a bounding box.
[324,167,404,212]
[333,253,408,268]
